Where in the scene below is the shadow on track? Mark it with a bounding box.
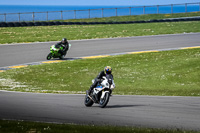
[63,58,82,60]
[106,104,145,108]
[48,57,81,61]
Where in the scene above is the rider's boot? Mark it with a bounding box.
[110,90,113,96]
[63,51,67,56]
[88,81,98,95]
[88,88,92,95]
[88,85,94,95]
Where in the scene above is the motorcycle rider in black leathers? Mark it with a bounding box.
[55,38,69,56]
[88,66,114,95]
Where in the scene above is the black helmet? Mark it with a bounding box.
[62,38,67,43]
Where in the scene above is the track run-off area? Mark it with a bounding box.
[0,33,200,130]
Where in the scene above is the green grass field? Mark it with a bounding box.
[0,120,199,133]
[0,12,200,44]
[0,21,200,44]
[0,48,199,96]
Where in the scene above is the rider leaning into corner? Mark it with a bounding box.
[88,66,114,95]
[55,38,69,56]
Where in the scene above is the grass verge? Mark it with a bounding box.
[0,17,200,44]
[0,21,200,44]
[0,48,199,96]
[0,120,199,133]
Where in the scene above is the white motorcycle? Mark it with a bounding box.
[84,76,115,108]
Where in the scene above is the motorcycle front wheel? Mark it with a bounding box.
[84,91,94,107]
[99,92,110,108]
[47,53,52,60]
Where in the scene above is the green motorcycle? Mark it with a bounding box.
[46,44,71,60]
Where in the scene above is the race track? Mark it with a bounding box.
[0,33,200,130]
[0,33,200,68]
[0,91,200,130]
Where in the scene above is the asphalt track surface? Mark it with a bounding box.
[0,91,200,131]
[0,33,200,130]
[0,33,200,68]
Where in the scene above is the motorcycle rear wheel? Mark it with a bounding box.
[59,55,65,59]
[47,53,52,60]
[99,92,110,108]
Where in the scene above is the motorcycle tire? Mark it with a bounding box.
[99,92,110,108]
[84,94,94,107]
[59,55,65,59]
[47,53,52,60]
